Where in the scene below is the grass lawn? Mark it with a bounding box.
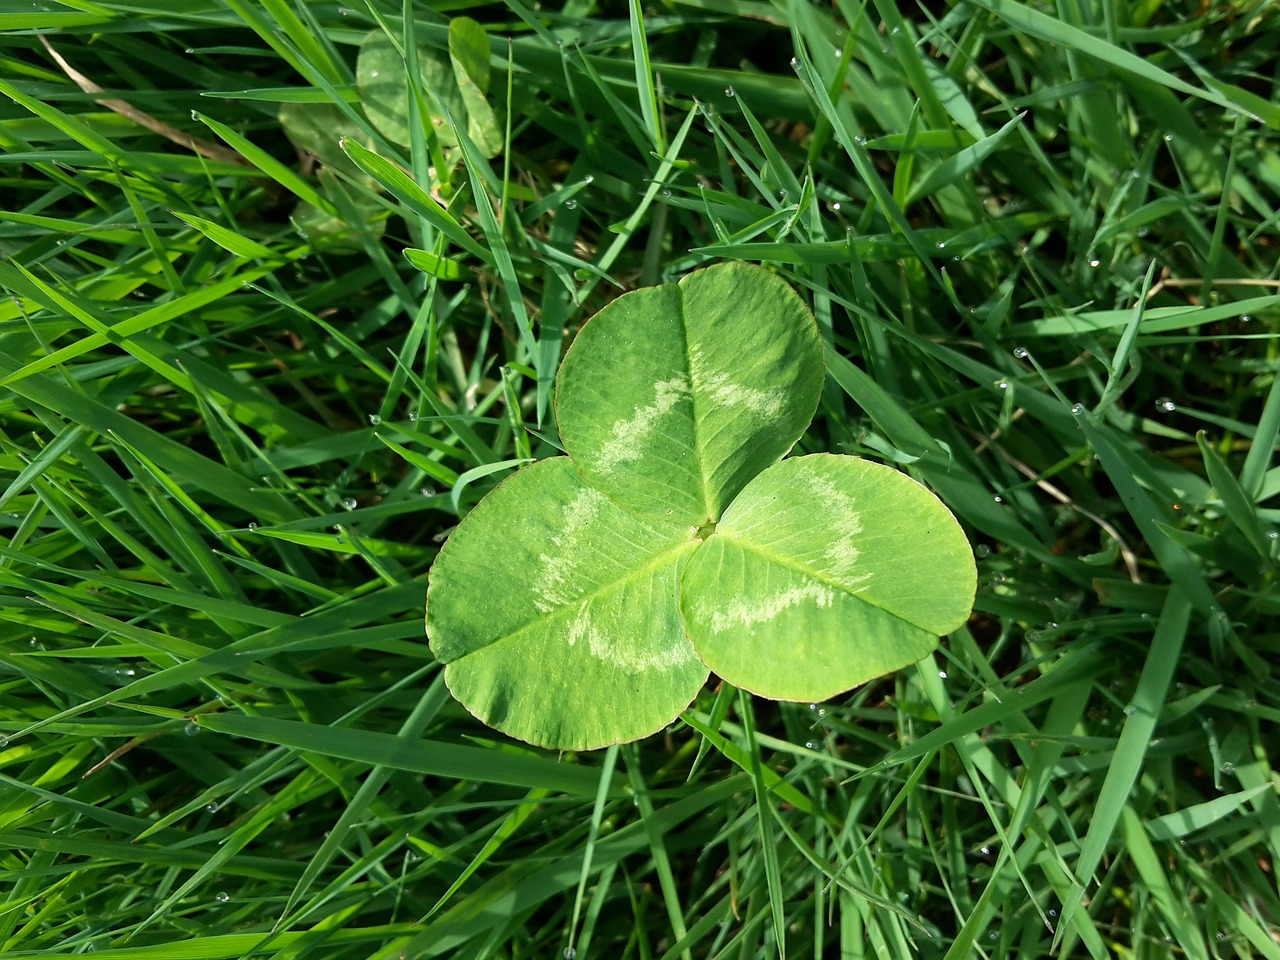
[2,1,1279,957]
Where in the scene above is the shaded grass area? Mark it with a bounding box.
[1,1,1278,957]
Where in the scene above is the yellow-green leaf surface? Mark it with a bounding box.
[426,458,707,750]
[681,455,976,701]
[556,262,824,526]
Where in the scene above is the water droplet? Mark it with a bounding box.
[1220,761,1235,775]
[1026,629,1041,642]
[342,498,357,510]
[565,198,577,209]
[1154,397,1176,413]
[420,486,436,497]
[808,703,818,711]
[370,70,379,78]
[989,931,999,941]
[376,483,390,495]
[206,802,219,813]
[214,892,230,903]
[583,174,594,183]
[853,134,867,146]
[1071,403,1086,416]
[1163,133,1173,142]
[789,57,799,68]
[890,25,902,35]
[938,670,948,679]
[184,722,200,737]
[563,950,577,960]
[1013,347,1029,359]
[0,735,9,747]
[724,85,735,97]
[116,667,136,678]
[975,544,991,558]
[817,707,827,718]
[993,495,1003,503]
[247,521,258,531]
[1241,314,1253,323]
[996,380,1009,390]
[805,740,818,750]
[408,411,419,421]
[1123,705,1137,717]
[661,189,671,197]
[830,202,841,212]
[368,414,382,426]
[935,241,946,250]
[1267,531,1278,541]
[980,845,991,856]
[1089,259,1100,268]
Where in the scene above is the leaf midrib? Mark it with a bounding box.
[707,527,948,635]
[445,535,701,662]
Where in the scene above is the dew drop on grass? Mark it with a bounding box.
[996,380,1009,390]
[215,892,230,903]
[565,198,577,209]
[368,414,381,426]
[993,495,1003,504]
[420,486,436,497]
[789,57,799,68]
[1241,314,1253,323]
[805,740,818,750]
[724,85,735,97]
[1220,761,1235,775]
[247,522,258,531]
[1123,705,1137,717]
[935,241,946,250]
[1071,403,1086,415]
[975,544,991,558]
[342,498,357,510]
[1013,347,1029,359]
[938,670,948,679]
[184,722,199,737]
[1155,397,1177,413]
[1089,259,1100,267]
[563,949,577,960]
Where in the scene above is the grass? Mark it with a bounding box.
[1,0,1278,957]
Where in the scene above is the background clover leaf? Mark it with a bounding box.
[428,263,975,749]
[555,261,825,525]
[357,24,501,158]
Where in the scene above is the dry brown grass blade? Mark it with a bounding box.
[40,36,249,166]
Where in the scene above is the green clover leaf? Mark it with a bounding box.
[357,21,502,158]
[426,263,976,750]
